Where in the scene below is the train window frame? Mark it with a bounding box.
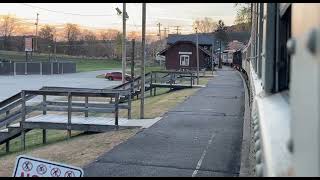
[275,3,291,92]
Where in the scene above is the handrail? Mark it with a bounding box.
[113,72,152,90]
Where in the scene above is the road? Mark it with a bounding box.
[83,67,245,177]
[0,70,122,101]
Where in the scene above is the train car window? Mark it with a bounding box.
[277,4,291,91]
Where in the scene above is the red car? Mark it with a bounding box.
[105,72,132,81]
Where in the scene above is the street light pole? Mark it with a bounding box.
[219,40,222,69]
[122,3,127,83]
[196,28,199,85]
[211,42,214,74]
[140,3,146,119]
[35,13,39,53]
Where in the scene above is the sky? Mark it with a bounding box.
[0,3,237,34]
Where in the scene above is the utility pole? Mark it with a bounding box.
[196,27,199,85]
[157,23,162,41]
[131,39,135,80]
[165,27,169,37]
[211,42,214,74]
[122,3,127,83]
[140,3,146,119]
[162,28,169,39]
[35,13,39,53]
[131,39,135,100]
[174,26,181,34]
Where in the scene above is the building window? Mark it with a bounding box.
[180,55,189,66]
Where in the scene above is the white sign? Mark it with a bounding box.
[12,155,84,177]
[178,51,192,55]
[25,37,33,52]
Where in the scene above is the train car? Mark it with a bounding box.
[235,3,320,177]
[232,50,242,70]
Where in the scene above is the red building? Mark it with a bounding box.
[159,41,211,71]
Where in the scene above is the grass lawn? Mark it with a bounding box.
[76,59,121,72]
[120,87,200,119]
[0,128,139,177]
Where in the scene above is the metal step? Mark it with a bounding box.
[0,128,9,133]
[7,122,21,129]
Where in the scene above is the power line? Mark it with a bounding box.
[20,3,115,17]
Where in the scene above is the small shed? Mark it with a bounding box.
[159,41,212,71]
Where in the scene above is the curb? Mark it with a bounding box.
[238,71,252,177]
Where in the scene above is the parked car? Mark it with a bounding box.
[105,72,132,81]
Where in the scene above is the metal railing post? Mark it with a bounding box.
[42,129,46,144]
[154,72,157,95]
[67,92,72,138]
[85,96,89,117]
[42,95,47,115]
[150,73,153,96]
[190,72,193,87]
[128,90,132,119]
[20,91,26,150]
[114,93,119,127]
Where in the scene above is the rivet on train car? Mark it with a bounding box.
[256,150,262,164]
[255,139,261,151]
[256,163,264,177]
[254,131,260,141]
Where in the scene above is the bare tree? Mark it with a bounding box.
[234,3,251,31]
[39,25,56,41]
[192,17,217,33]
[81,30,97,57]
[64,23,81,55]
[38,25,56,53]
[99,29,119,41]
[0,15,19,50]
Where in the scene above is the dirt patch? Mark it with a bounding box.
[0,128,140,177]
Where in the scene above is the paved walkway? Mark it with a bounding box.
[83,67,245,177]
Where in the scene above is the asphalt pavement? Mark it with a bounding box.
[83,67,245,177]
[0,70,121,101]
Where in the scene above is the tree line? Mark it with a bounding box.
[0,15,162,61]
[0,4,250,60]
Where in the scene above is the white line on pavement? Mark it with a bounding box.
[192,132,216,177]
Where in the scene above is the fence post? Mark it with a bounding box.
[128,90,132,119]
[43,95,47,115]
[5,140,10,152]
[24,62,27,75]
[190,72,193,87]
[21,91,26,150]
[114,93,119,127]
[67,92,72,138]
[14,62,16,76]
[40,62,42,75]
[5,110,10,117]
[51,62,53,75]
[42,129,46,144]
[150,73,153,96]
[154,72,157,95]
[85,96,89,117]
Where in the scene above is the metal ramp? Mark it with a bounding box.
[0,70,197,152]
